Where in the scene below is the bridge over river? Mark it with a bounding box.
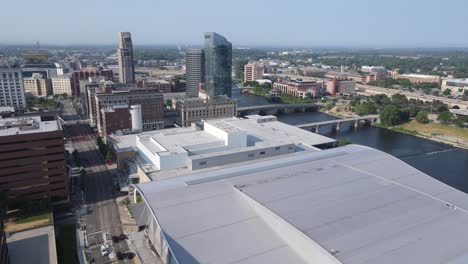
[296,115,379,132]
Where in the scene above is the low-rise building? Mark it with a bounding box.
[441,78,468,96]
[325,79,356,95]
[7,225,57,264]
[273,79,322,98]
[23,73,52,97]
[95,83,164,134]
[393,72,441,85]
[361,65,386,73]
[175,95,236,127]
[130,144,468,264]
[0,116,68,204]
[109,115,335,183]
[51,74,74,96]
[101,105,132,135]
[137,78,171,93]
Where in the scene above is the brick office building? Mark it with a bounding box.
[0,116,68,204]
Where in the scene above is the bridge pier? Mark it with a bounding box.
[354,120,359,128]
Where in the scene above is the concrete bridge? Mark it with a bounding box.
[237,103,323,116]
[297,115,379,133]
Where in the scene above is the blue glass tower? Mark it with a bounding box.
[204,32,232,97]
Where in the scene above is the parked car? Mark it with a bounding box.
[100,244,109,256]
[116,251,124,260]
[125,252,135,259]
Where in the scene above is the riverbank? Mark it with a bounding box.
[374,121,468,149]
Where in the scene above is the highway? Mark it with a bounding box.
[357,84,468,109]
[61,100,131,263]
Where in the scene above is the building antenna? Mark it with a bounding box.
[36,41,40,50]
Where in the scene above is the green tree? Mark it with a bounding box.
[235,59,249,81]
[437,111,454,124]
[437,105,449,113]
[391,94,408,106]
[371,94,391,107]
[415,111,429,124]
[380,105,401,126]
[408,106,420,118]
[443,89,451,96]
[354,101,378,115]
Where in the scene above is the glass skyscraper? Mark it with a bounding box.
[204,32,232,97]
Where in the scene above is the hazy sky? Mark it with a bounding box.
[1,0,467,47]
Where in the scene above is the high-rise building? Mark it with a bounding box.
[244,62,264,82]
[0,69,26,110]
[117,32,135,84]
[186,49,205,97]
[0,116,68,204]
[204,32,232,97]
[23,73,52,97]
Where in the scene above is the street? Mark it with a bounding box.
[61,100,131,263]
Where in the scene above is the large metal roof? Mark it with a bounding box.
[135,145,468,264]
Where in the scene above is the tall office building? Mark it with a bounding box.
[0,116,69,204]
[117,32,135,84]
[0,69,26,110]
[204,32,232,97]
[186,49,205,97]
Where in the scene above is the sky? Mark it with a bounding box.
[1,0,468,48]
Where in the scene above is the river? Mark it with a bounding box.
[233,87,468,193]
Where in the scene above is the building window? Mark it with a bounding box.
[199,161,207,166]
[275,146,281,150]
[259,151,265,155]
[248,153,254,158]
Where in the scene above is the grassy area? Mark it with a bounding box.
[14,211,50,224]
[252,87,270,96]
[395,120,468,141]
[56,224,79,264]
[5,211,51,233]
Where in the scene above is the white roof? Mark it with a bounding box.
[136,145,468,264]
[0,116,59,136]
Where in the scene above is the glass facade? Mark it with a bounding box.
[204,32,232,97]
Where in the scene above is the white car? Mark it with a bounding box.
[100,244,109,256]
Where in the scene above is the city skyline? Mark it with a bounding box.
[1,0,468,48]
